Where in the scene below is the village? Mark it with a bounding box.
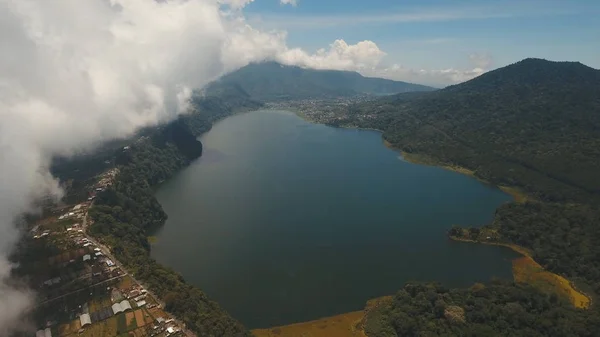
[28,168,191,337]
[265,96,379,126]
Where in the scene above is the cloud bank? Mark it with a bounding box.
[280,0,297,6]
[0,0,488,333]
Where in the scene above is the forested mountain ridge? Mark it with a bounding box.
[206,61,435,101]
[348,58,600,203]
[354,59,600,336]
[86,92,259,336]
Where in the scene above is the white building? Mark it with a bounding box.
[111,300,133,315]
[80,313,91,327]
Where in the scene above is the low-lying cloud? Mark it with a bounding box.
[0,0,489,334]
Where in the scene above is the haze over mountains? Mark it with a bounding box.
[206,61,435,101]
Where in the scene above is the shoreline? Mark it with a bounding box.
[449,236,591,309]
[251,296,392,337]
[384,140,530,203]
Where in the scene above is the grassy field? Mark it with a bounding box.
[134,309,146,328]
[57,319,81,336]
[498,186,530,203]
[252,311,367,337]
[513,256,590,309]
[126,311,137,330]
[80,315,118,337]
[88,296,112,313]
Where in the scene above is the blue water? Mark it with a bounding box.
[152,110,517,328]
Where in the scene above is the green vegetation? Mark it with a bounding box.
[340,58,600,336]
[39,57,600,336]
[88,93,257,337]
[207,61,434,101]
[364,282,600,337]
[344,58,600,203]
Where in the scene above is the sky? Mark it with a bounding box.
[246,0,600,86]
[0,0,598,334]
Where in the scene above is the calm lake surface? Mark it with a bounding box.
[152,110,518,328]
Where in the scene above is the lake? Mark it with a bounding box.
[151,110,518,328]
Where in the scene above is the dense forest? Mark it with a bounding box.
[364,282,600,337]
[206,61,434,101]
[87,92,260,337]
[342,58,600,203]
[343,59,600,336]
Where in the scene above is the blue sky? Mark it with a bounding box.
[244,0,600,76]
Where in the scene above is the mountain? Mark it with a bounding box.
[355,58,600,335]
[349,58,600,203]
[206,61,435,101]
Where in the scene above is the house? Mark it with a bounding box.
[128,290,140,298]
[80,313,91,327]
[105,259,114,267]
[83,254,91,262]
[120,300,132,311]
[136,300,147,307]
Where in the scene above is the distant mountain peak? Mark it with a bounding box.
[443,57,600,93]
[207,61,435,101]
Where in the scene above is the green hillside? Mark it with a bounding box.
[348,58,600,203]
[206,61,435,101]
[350,58,600,336]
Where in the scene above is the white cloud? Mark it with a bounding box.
[0,0,489,332]
[280,0,297,6]
[219,0,254,10]
[277,39,386,71]
[0,0,268,333]
[366,64,487,87]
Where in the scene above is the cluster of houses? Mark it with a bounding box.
[153,317,183,336]
[58,202,88,221]
[121,285,150,308]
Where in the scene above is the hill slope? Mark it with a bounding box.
[339,59,600,332]
[206,61,435,101]
[350,58,600,202]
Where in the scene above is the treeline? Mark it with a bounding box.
[364,282,600,337]
[89,93,260,337]
[346,58,600,203]
[452,202,600,296]
[355,59,600,335]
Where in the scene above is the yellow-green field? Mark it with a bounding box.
[252,296,392,337]
[80,315,118,337]
[452,236,590,309]
[252,311,366,337]
[513,256,590,309]
[57,319,81,336]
